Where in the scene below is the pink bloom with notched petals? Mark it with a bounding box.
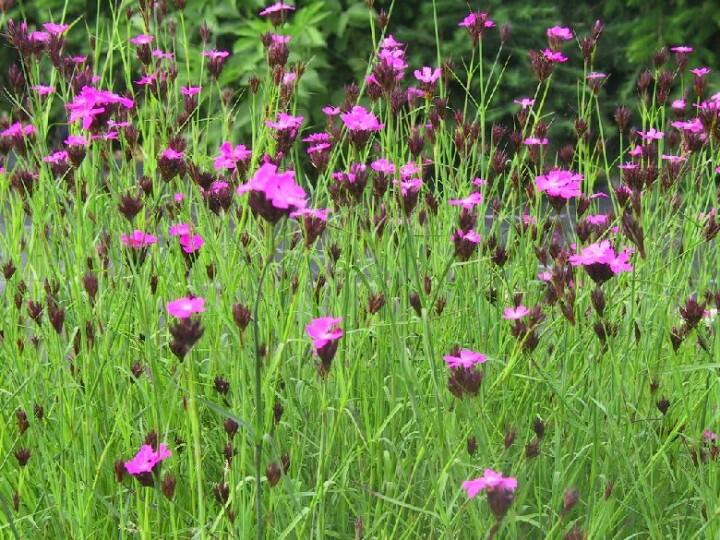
[546,26,573,41]
[167,296,205,318]
[181,86,202,96]
[523,136,549,146]
[161,148,184,160]
[542,49,568,63]
[569,240,633,281]
[130,34,154,46]
[265,112,304,131]
[178,234,204,254]
[449,192,484,209]
[32,85,55,96]
[535,169,583,199]
[371,158,395,175]
[306,317,343,351]
[703,429,718,442]
[671,99,686,110]
[42,22,69,35]
[414,66,441,84]
[514,97,535,109]
[458,12,496,30]
[29,31,50,43]
[259,2,296,16]
[502,305,530,320]
[152,49,174,60]
[120,230,157,248]
[462,469,518,499]
[637,128,664,141]
[65,134,89,146]
[169,223,192,237]
[236,162,307,219]
[691,67,711,77]
[214,142,251,171]
[671,45,693,53]
[125,444,171,475]
[202,49,230,60]
[443,349,486,369]
[43,151,69,164]
[322,106,340,116]
[340,106,383,132]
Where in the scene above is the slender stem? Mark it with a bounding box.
[253,223,278,540]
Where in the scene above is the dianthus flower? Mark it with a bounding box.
[306,316,343,376]
[568,240,633,285]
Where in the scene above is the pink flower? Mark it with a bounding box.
[637,128,664,141]
[130,34,154,46]
[125,444,171,475]
[65,86,134,130]
[65,134,89,146]
[691,67,711,77]
[671,99,686,110]
[371,158,395,175]
[340,106,383,133]
[322,106,340,116]
[29,31,50,43]
[237,162,307,222]
[523,136,549,146]
[152,49,174,60]
[704,429,718,442]
[502,305,530,320]
[661,154,687,163]
[399,178,422,196]
[586,72,606,80]
[671,119,703,133]
[546,26,573,41]
[166,296,206,318]
[380,35,403,49]
[43,150,69,164]
[462,469,518,499]
[542,49,568,63]
[306,317,343,351]
[671,46,693,53]
[449,192,484,209]
[535,169,583,200]
[414,66,441,84]
[400,162,420,179]
[181,86,202,96]
[290,207,329,221]
[1,122,36,138]
[585,213,609,225]
[569,240,633,284]
[173,193,185,202]
[42,22,70,35]
[120,230,157,248]
[473,178,487,187]
[214,142,251,171]
[259,2,296,16]
[458,12,495,30]
[179,234,204,254]
[202,49,230,60]
[161,148,184,160]
[513,97,535,109]
[32,85,55,95]
[169,223,192,237]
[265,112,304,131]
[443,349,486,369]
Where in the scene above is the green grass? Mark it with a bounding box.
[1,2,719,539]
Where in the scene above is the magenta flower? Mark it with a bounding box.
[523,136,549,146]
[413,66,441,85]
[1,122,36,139]
[546,26,573,42]
[704,429,718,442]
[542,49,568,63]
[535,169,582,210]
[502,305,530,320]
[202,49,230,60]
[380,35,403,49]
[120,230,158,248]
[691,67,711,77]
[306,316,343,375]
[29,31,50,44]
[260,1,296,25]
[65,86,134,130]
[514,97,535,109]
[214,142,251,172]
[130,34,154,46]
[181,86,202,96]
[449,192,484,209]
[237,162,307,223]
[125,443,171,475]
[671,98,686,110]
[43,150,69,164]
[458,12,495,43]
[371,158,395,175]
[671,45,693,53]
[569,240,633,285]
[42,22,70,35]
[322,105,340,116]
[453,229,482,260]
[167,296,206,318]
[306,317,343,350]
[462,469,518,499]
[585,214,610,226]
[178,234,204,254]
[32,85,55,96]
[169,223,192,237]
[340,106,383,146]
[443,349,486,369]
[266,112,304,131]
[637,128,664,141]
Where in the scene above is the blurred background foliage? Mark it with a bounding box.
[2,0,719,134]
